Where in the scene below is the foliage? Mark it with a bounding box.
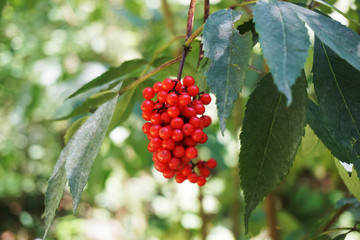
[1,0,360,239]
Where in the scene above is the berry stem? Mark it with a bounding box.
[177,0,197,80]
[198,0,209,66]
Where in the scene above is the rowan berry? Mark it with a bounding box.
[188,173,198,183]
[141,100,154,112]
[179,93,191,106]
[167,105,180,118]
[173,145,185,158]
[171,129,184,142]
[163,169,175,179]
[201,115,212,128]
[149,124,161,137]
[183,76,195,87]
[162,78,175,91]
[168,157,181,170]
[207,158,217,168]
[159,126,172,140]
[175,173,187,183]
[157,91,168,103]
[187,85,199,96]
[153,82,163,93]
[197,176,206,187]
[142,87,155,100]
[182,123,194,136]
[161,112,171,125]
[192,129,205,142]
[170,117,184,129]
[194,104,205,115]
[200,93,211,105]
[166,92,178,105]
[142,122,152,134]
[200,167,210,177]
[158,149,171,162]
[185,146,197,159]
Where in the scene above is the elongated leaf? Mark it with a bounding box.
[65,95,118,211]
[56,90,117,120]
[287,2,360,72]
[334,159,360,201]
[67,58,147,99]
[253,0,310,105]
[43,151,68,239]
[239,73,307,231]
[313,38,360,164]
[108,87,137,132]
[203,9,253,134]
[307,100,353,164]
[64,116,89,144]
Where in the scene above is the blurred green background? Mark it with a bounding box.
[1,0,360,239]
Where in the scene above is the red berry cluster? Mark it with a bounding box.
[141,76,217,187]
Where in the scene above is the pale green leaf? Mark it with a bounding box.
[65,95,118,211]
[253,0,310,105]
[64,116,89,144]
[203,9,253,134]
[288,2,360,72]
[239,73,307,232]
[334,159,360,202]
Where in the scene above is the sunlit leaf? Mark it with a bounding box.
[334,160,360,202]
[203,9,253,134]
[239,73,307,232]
[64,116,89,144]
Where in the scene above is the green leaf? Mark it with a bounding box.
[65,95,118,212]
[108,87,137,132]
[203,9,253,134]
[43,154,68,239]
[312,37,360,161]
[253,0,310,105]
[66,58,147,99]
[239,73,307,232]
[56,90,118,120]
[288,2,360,72]
[306,100,353,164]
[64,116,89,144]
[334,159,360,202]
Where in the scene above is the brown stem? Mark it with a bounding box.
[177,0,197,80]
[265,193,279,240]
[161,0,177,36]
[322,205,350,232]
[198,0,209,65]
[231,167,242,239]
[119,56,181,95]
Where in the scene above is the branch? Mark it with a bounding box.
[177,0,197,80]
[265,193,279,240]
[198,0,210,65]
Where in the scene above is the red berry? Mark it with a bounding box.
[157,149,171,162]
[163,169,176,179]
[142,111,152,121]
[149,137,162,150]
[189,117,204,129]
[142,87,155,100]
[166,92,178,105]
[187,85,199,96]
[173,79,182,91]
[185,146,197,159]
[159,126,172,140]
[162,78,175,91]
[160,112,171,125]
[188,173,198,183]
[171,129,184,142]
[183,76,195,87]
[154,161,168,172]
[141,100,154,112]
[168,105,180,118]
[175,173,187,183]
[157,91,168,103]
[194,104,205,115]
[172,145,185,158]
[200,93,211,105]
[150,124,161,138]
[150,113,162,125]
[168,157,181,170]
[142,122,152,134]
[200,167,210,177]
[182,123,194,136]
[181,155,191,163]
[182,164,193,176]
[198,133,208,144]
[197,176,206,187]
[183,137,197,147]
[192,129,205,142]
[162,139,176,150]
[153,82,163,93]
[201,115,212,128]
[170,117,184,129]
[207,158,217,168]
[182,106,197,118]
[179,93,191,106]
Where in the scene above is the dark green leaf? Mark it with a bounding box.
[239,73,307,232]
[288,2,360,72]
[333,234,348,240]
[307,100,353,164]
[65,95,118,211]
[56,90,118,120]
[203,9,253,134]
[108,88,137,132]
[253,0,310,105]
[66,58,147,99]
[312,38,360,162]
[43,154,68,239]
[64,116,89,144]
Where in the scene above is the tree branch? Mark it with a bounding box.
[265,193,279,240]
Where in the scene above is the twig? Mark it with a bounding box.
[248,65,266,75]
[322,204,350,232]
[119,56,181,95]
[177,0,197,80]
[265,193,279,240]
